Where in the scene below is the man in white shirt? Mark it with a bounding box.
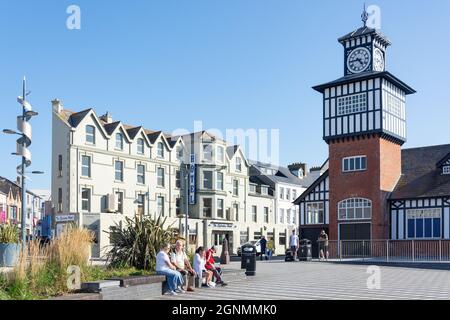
[170,240,196,292]
[289,230,300,261]
[156,243,185,295]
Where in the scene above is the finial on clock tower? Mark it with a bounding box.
[361,3,369,27]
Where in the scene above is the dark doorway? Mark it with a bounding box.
[339,223,371,240]
[301,227,328,258]
[339,223,371,258]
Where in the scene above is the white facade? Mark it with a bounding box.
[51,102,301,257]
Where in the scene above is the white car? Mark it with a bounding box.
[237,240,262,256]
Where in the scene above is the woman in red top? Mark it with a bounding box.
[205,246,227,287]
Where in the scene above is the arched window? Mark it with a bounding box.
[338,198,372,220]
[115,133,124,150]
[157,142,164,158]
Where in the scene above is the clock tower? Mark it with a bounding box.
[312,9,416,241]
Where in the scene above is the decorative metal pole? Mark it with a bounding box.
[185,162,189,252]
[17,78,33,244]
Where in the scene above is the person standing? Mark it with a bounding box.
[259,235,268,261]
[318,230,329,261]
[289,230,300,261]
[156,243,185,296]
[267,239,274,260]
[170,240,196,292]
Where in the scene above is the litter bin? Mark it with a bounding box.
[241,244,256,276]
[298,239,312,261]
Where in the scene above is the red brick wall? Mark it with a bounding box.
[328,135,401,241]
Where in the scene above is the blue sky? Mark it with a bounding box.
[1,0,450,190]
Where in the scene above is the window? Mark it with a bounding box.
[116,192,123,213]
[279,209,285,224]
[261,186,269,196]
[157,196,164,216]
[443,166,450,175]
[386,94,402,117]
[279,187,284,200]
[137,164,145,184]
[176,198,181,216]
[233,203,239,221]
[292,189,297,201]
[58,155,63,177]
[137,138,144,155]
[81,188,91,211]
[236,158,242,172]
[157,167,165,187]
[58,188,63,212]
[264,207,269,223]
[343,156,367,172]
[217,199,224,218]
[81,155,91,177]
[233,180,239,196]
[338,198,372,220]
[175,170,181,189]
[407,208,441,239]
[249,184,256,194]
[203,171,213,190]
[137,194,145,216]
[176,146,184,160]
[286,189,291,200]
[240,231,249,245]
[86,125,95,144]
[157,142,164,158]
[279,232,286,246]
[115,133,124,150]
[306,202,325,225]
[216,172,224,190]
[203,198,212,218]
[251,206,257,223]
[337,93,367,116]
[287,209,291,224]
[203,144,212,162]
[115,161,124,182]
[217,146,224,163]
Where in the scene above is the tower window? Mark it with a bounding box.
[338,198,372,220]
[337,93,367,116]
[343,156,367,172]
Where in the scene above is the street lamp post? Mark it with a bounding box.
[182,162,190,252]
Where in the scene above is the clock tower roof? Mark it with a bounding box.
[312,70,416,94]
[338,26,391,47]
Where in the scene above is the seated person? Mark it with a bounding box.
[205,246,228,287]
[170,240,196,292]
[156,243,185,295]
[193,247,215,288]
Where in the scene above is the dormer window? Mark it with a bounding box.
[137,138,144,155]
[443,166,450,175]
[203,144,212,162]
[157,142,164,158]
[236,157,242,172]
[86,125,95,145]
[115,133,124,150]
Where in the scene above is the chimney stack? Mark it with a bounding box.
[52,99,63,113]
[100,111,113,123]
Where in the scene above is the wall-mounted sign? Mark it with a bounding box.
[189,154,196,205]
[55,214,75,223]
[210,222,234,229]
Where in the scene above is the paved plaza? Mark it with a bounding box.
[159,260,450,300]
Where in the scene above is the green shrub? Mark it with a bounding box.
[0,224,19,244]
[106,215,177,270]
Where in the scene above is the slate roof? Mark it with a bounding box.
[249,161,308,188]
[103,121,121,135]
[126,126,143,140]
[390,144,450,199]
[313,71,416,95]
[226,145,239,159]
[68,108,92,127]
[147,131,163,144]
[338,26,391,46]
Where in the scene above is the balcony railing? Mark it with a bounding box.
[318,240,450,262]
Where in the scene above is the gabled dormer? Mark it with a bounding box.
[437,152,450,175]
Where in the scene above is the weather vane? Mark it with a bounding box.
[361,3,369,27]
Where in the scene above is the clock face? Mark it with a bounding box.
[347,47,371,73]
[373,48,385,71]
